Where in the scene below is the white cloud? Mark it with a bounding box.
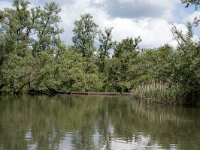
[95,16,187,48]
[187,11,200,22]
[0,1,11,10]
[104,0,179,21]
[57,0,186,48]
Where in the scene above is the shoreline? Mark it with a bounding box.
[1,90,199,106]
[27,89,131,97]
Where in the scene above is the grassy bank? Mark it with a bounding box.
[133,83,185,105]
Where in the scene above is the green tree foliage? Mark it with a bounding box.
[31,2,63,56]
[139,45,174,83]
[72,14,98,58]
[0,0,64,93]
[97,27,114,72]
[1,52,35,94]
[0,0,200,104]
[103,37,141,92]
[56,50,102,91]
[0,0,31,90]
[181,0,200,26]
[171,24,200,100]
[0,0,30,62]
[114,37,141,57]
[181,0,200,8]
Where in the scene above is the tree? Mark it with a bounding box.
[97,27,114,72]
[56,50,102,91]
[171,23,200,101]
[139,45,174,83]
[72,14,98,58]
[0,0,31,58]
[1,52,37,94]
[181,0,200,8]
[0,0,31,91]
[0,0,64,93]
[31,2,63,56]
[104,37,141,92]
[114,37,141,58]
[181,0,200,26]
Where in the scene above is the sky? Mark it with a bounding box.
[0,0,199,48]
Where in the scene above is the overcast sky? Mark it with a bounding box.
[0,0,199,48]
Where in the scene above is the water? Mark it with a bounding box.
[0,96,200,150]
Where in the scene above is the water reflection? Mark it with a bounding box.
[0,96,200,150]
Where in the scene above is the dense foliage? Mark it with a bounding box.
[0,0,200,104]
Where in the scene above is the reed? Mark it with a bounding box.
[133,82,183,104]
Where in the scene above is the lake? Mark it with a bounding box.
[0,95,200,150]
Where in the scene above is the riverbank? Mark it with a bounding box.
[133,84,200,106]
[27,89,131,97]
[1,87,199,106]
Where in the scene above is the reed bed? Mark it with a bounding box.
[133,82,183,104]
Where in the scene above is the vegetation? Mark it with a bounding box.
[0,0,200,104]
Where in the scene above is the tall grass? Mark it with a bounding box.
[133,82,183,104]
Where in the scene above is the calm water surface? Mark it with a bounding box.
[0,96,200,150]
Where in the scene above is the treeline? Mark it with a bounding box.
[0,0,200,104]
